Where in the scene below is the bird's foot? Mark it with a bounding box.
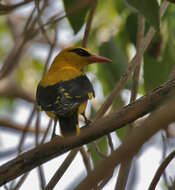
[51,132,59,140]
[85,119,91,126]
[81,113,91,127]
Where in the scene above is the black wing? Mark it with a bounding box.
[36,75,95,116]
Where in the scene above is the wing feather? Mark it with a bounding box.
[36,75,94,116]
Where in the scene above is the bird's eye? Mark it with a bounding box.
[69,48,91,57]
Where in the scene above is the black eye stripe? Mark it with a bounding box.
[69,48,91,57]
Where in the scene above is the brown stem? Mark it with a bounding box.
[93,0,169,121]
[17,105,36,153]
[0,0,33,14]
[12,173,29,190]
[45,149,79,190]
[148,150,175,190]
[0,77,175,185]
[0,119,44,134]
[80,147,92,174]
[38,166,46,190]
[115,14,145,190]
[75,96,175,190]
[82,0,97,48]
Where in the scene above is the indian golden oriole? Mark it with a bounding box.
[36,47,112,137]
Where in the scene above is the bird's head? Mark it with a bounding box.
[53,46,112,70]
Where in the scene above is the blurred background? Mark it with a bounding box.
[0,0,175,189]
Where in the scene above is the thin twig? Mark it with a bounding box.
[42,26,58,76]
[0,38,27,80]
[161,134,170,188]
[79,147,91,173]
[82,0,97,47]
[0,0,34,14]
[1,77,175,185]
[93,0,169,122]
[35,110,40,146]
[107,134,114,152]
[0,119,44,134]
[35,0,52,45]
[148,150,175,190]
[12,173,29,190]
[38,166,46,190]
[87,142,107,158]
[75,96,175,190]
[4,185,9,190]
[18,105,36,154]
[35,110,46,190]
[23,7,36,35]
[0,6,37,80]
[31,0,91,37]
[115,14,145,190]
[97,170,114,190]
[40,119,52,144]
[45,149,79,190]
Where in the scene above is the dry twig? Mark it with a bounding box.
[148,150,175,190]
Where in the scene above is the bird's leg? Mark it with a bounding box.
[51,119,57,139]
[81,112,91,126]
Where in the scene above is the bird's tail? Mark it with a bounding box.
[59,110,80,136]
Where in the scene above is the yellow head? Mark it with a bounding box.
[52,46,112,70]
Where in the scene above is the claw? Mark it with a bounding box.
[81,113,91,126]
[51,119,57,140]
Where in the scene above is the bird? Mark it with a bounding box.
[36,46,112,138]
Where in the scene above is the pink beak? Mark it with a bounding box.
[88,55,112,63]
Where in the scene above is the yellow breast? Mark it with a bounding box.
[40,66,83,87]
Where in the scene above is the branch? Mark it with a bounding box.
[115,14,145,190]
[18,106,36,153]
[79,147,92,174]
[93,0,169,121]
[148,150,175,190]
[0,78,175,185]
[0,119,44,134]
[45,149,79,190]
[0,0,33,15]
[82,0,97,47]
[75,96,175,189]
[0,77,34,103]
[0,38,28,80]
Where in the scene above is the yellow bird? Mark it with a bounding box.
[36,47,112,137]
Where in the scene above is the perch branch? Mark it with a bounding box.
[0,77,175,185]
[75,96,175,190]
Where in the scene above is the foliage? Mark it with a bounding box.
[0,0,175,189]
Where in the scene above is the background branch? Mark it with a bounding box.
[148,150,175,190]
[75,96,175,190]
[0,77,175,185]
[115,14,145,190]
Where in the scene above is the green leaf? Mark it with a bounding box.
[32,59,44,72]
[126,0,160,29]
[63,0,90,34]
[126,13,137,45]
[88,137,108,165]
[98,39,128,96]
[116,126,127,141]
[0,97,15,114]
[114,0,126,13]
[167,0,175,4]
[144,44,175,92]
